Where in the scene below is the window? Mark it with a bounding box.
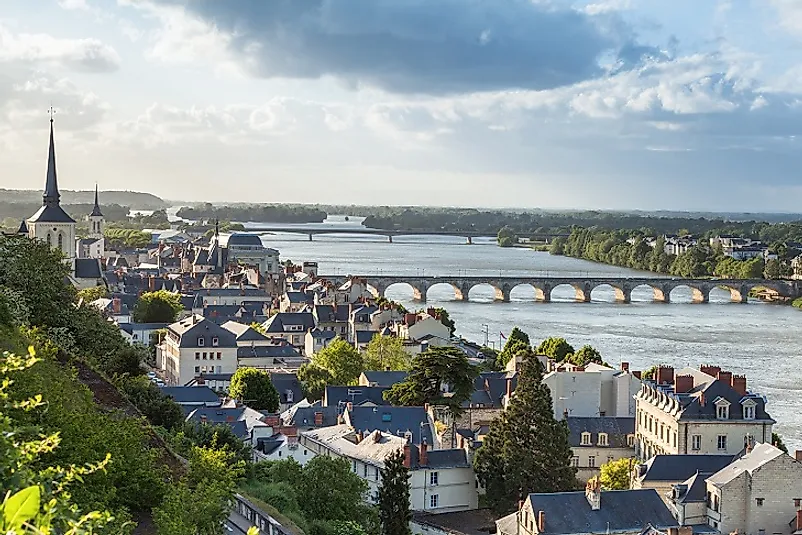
[212,337,219,347]
[198,337,205,347]
[627,435,635,447]
[692,435,702,451]
[756,498,764,507]
[352,460,357,472]
[607,456,614,463]
[673,432,677,447]
[194,366,200,373]
[364,464,368,477]
[794,498,800,508]
[588,456,596,468]
[716,403,729,420]
[202,352,207,360]
[217,352,222,360]
[714,494,720,512]
[195,352,200,360]
[57,233,63,250]
[743,404,756,420]
[598,433,609,446]
[717,435,727,451]
[430,472,439,486]
[429,494,439,509]
[571,457,579,467]
[581,432,592,446]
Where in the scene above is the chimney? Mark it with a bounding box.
[112,297,122,314]
[537,511,545,533]
[675,375,694,394]
[585,478,601,510]
[424,403,430,414]
[731,375,747,396]
[656,366,674,385]
[700,365,721,377]
[405,313,417,326]
[621,362,629,372]
[796,510,802,533]
[426,307,436,317]
[795,450,802,462]
[506,378,512,400]
[419,440,429,467]
[148,276,156,292]
[347,401,353,413]
[717,371,733,387]
[668,529,679,535]
[200,414,207,424]
[314,412,324,426]
[563,409,569,421]
[678,525,693,535]
[632,371,642,379]
[403,442,411,468]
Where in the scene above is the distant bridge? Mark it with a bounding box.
[247,226,568,243]
[317,275,802,303]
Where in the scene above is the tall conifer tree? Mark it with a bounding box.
[378,451,412,535]
[474,348,576,514]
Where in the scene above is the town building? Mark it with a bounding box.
[495,480,678,535]
[633,454,735,504]
[157,314,238,386]
[23,118,104,289]
[567,417,635,482]
[545,362,641,419]
[635,366,774,459]
[261,312,317,353]
[159,385,222,415]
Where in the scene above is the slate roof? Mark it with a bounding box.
[465,372,517,408]
[324,386,391,408]
[221,320,270,342]
[74,258,103,279]
[355,330,375,344]
[168,315,238,348]
[17,220,28,234]
[271,373,304,405]
[706,443,785,487]
[28,203,76,223]
[348,406,433,445]
[236,345,303,360]
[637,455,735,482]
[194,288,271,298]
[522,489,677,535]
[286,404,339,428]
[284,291,313,304]
[412,509,497,535]
[671,471,713,504]
[567,417,635,448]
[262,312,316,334]
[309,328,337,341]
[184,405,267,440]
[425,449,470,468]
[220,232,264,248]
[159,386,221,405]
[361,370,408,387]
[312,304,350,323]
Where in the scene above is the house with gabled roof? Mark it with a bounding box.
[157,314,238,386]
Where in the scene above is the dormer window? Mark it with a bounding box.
[714,398,730,420]
[581,432,592,446]
[198,337,205,347]
[598,433,609,446]
[212,337,219,347]
[742,399,757,420]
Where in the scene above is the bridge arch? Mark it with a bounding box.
[668,283,710,304]
[426,282,463,302]
[549,283,591,303]
[629,283,669,303]
[382,281,428,302]
[589,283,631,303]
[510,282,537,301]
[466,282,507,303]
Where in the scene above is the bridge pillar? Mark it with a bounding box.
[614,287,631,304]
[691,286,709,304]
[494,285,511,303]
[574,284,591,303]
[453,282,471,302]
[534,284,551,303]
[729,284,748,303]
[308,233,313,241]
[466,236,473,245]
[388,235,393,243]
[411,282,428,302]
[652,284,670,303]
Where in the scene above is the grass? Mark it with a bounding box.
[237,492,307,535]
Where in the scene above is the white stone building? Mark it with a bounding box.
[157,314,238,386]
[544,362,642,420]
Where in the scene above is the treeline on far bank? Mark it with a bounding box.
[550,228,796,279]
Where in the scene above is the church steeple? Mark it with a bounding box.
[43,110,60,207]
[90,184,103,217]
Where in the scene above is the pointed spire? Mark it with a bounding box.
[43,115,60,207]
[90,183,103,217]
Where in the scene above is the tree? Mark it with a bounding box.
[599,457,633,490]
[569,345,603,367]
[772,432,789,454]
[117,375,184,430]
[229,368,280,412]
[76,285,109,303]
[378,450,412,535]
[154,445,244,535]
[384,346,478,417]
[642,365,657,381]
[298,363,334,401]
[171,421,251,465]
[764,259,781,280]
[474,349,576,514]
[499,327,531,367]
[536,337,575,362]
[363,335,411,372]
[312,337,364,386]
[132,290,183,323]
[497,226,516,247]
[296,456,374,530]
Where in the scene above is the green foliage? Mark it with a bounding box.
[76,285,108,304]
[497,226,516,248]
[549,236,566,255]
[363,335,412,372]
[642,366,657,381]
[298,363,334,402]
[177,203,327,224]
[312,337,364,386]
[132,290,183,323]
[715,256,765,279]
[245,457,377,535]
[378,451,412,535]
[170,421,252,465]
[230,368,280,412]
[104,228,152,248]
[772,432,789,454]
[498,327,531,367]
[569,345,603,367]
[154,445,244,535]
[536,337,575,362]
[250,321,268,335]
[117,375,184,430]
[599,457,633,490]
[433,307,456,336]
[384,346,478,416]
[474,349,576,514]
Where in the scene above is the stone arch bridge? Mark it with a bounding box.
[321,275,802,304]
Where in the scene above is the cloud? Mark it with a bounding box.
[0,24,120,73]
[134,0,640,94]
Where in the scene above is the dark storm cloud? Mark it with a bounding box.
[153,0,623,94]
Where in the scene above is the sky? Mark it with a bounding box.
[3,0,802,211]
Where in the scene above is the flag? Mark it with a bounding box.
[500,331,506,340]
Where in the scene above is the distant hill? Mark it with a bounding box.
[0,189,166,210]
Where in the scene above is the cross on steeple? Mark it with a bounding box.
[48,105,56,123]
[43,107,60,206]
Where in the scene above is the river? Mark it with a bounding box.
[245,216,801,449]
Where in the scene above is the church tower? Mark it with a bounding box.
[27,114,77,269]
[88,184,104,238]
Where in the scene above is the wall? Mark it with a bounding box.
[573,446,634,483]
[409,466,479,513]
[545,371,602,419]
[179,346,238,386]
[682,421,772,457]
